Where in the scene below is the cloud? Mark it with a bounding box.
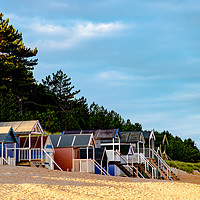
[4,13,131,49]
[74,22,126,38]
[34,23,66,34]
[96,70,168,82]
[96,70,132,81]
[31,21,130,49]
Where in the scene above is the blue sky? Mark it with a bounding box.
[2,0,200,148]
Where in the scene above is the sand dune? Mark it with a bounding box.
[0,165,199,200]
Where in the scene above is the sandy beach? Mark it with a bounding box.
[0,165,199,200]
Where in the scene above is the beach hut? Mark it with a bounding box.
[120,131,145,164]
[159,134,169,160]
[120,131,145,154]
[64,129,123,175]
[0,120,45,165]
[19,135,55,169]
[64,129,121,175]
[50,134,96,172]
[143,130,156,158]
[0,126,18,165]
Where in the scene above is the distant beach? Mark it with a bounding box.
[0,166,199,200]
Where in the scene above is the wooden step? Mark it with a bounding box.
[31,161,46,168]
[170,171,180,181]
[113,161,134,177]
[138,164,152,179]
[148,159,168,180]
[16,161,31,166]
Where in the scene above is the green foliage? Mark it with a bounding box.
[0,90,21,121]
[88,102,141,131]
[155,130,200,163]
[122,120,142,131]
[0,12,38,114]
[36,110,61,133]
[42,69,80,104]
[166,160,200,174]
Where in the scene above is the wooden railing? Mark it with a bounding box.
[149,148,171,180]
[166,155,180,179]
[90,159,110,176]
[115,150,144,178]
[139,153,157,179]
[18,148,42,161]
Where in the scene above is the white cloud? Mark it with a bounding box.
[96,70,132,81]
[31,21,130,49]
[4,13,132,49]
[95,71,168,83]
[75,22,126,38]
[34,23,66,34]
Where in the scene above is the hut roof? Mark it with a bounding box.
[0,120,44,135]
[143,131,151,138]
[120,131,144,143]
[0,126,18,144]
[50,135,61,147]
[63,129,120,140]
[143,131,156,140]
[95,129,119,139]
[50,134,96,148]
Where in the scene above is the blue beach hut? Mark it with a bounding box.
[0,126,18,165]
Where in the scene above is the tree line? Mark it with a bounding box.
[154,131,200,162]
[0,13,199,162]
[0,13,142,133]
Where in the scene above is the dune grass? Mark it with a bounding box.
[166,160,200,174]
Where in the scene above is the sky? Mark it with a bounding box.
[1,0,200,148]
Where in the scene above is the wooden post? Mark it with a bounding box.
[143,142,144,156]
[87,147,89,172]
[41,134,43,161]
[137,142,139,163]
[18,148,20,162]
[149,138,151,158]
[136,167,138,178]
[92,145,95,173]
[72,149,74,172]
[93,145,95,160]
[29,133,31,161]
[107,160,109,175]
[101,160,103,175]
[1,142,3,159]
[14,143,16,164]
[118,135,120,152]
[5,146,7,159]
[152,139,154,159]
[112,138,114,161]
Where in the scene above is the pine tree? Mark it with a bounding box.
[0,12,38,114]
[42,69,80,108]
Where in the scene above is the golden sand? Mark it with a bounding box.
[0,166,199,200]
